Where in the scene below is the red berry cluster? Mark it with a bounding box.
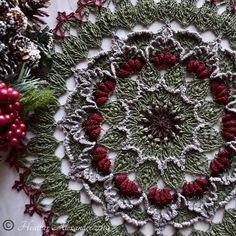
[210,80,229,105]
[186,60,209,79]
[210,148,231,175]
[182,178,209,198]
[221,113,236,140]
[84,112,103,140]
[117,58,145,78]
[150,51,177,68]
[91,146,111,174]
[147,187,173,206]
[95,80,116,105]
[114,175,141,197]
[0,81,26,150]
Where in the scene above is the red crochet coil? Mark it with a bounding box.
[84,112,103,140]
[210,80,229,105]
[91,146,111,174]
[186,60,209,79]
[147,187,173,206]
[150,51,177,68]
[97,158,111,173]
[115,175,141,196]
[222,113,236,140]
[182,178,209,197]
[210,148,231,175]
[116,58,145,78]
[95,80,116,105]
[91,146,108,161]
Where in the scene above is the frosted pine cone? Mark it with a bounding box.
[5,7,27,33]
[0,0,9,11]
[0,43,17,77]
[0,21,7,36]
[0,0,9,12]
[13,0,49,26]
[9,34,40,68]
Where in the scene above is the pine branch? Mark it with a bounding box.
[20,88,56,116]
[5,64,48,92]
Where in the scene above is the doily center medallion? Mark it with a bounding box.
[60,26,236,233]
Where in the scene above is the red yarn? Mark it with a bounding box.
[182,178,209,197]
[150,52,177,68]
[95,80,116,105]
[91,146,110,174]
[115,175,141,196]
[117,58,145,78]
[222,113,236,140]
[147,187,173,206]
[24,203,42,216]
[12,173,26,192]
[87,113,103,122]
[115,174,127,186]
[53,0,104,39]
[210,80,229,105]
[84,112,103,140]
[211,148,231,175]
[186,60,209,79]
[97,158,111,173]
[91,146,108,161]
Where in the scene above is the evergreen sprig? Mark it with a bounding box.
[20,87,56,116]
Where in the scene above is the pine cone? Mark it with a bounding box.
[5,7,27,33]
[0,0,9,12]
[0,43,17,77]
[0,0,9,13]
[0,20,7,36]
[13,0,49,26]
[9,34,40,68]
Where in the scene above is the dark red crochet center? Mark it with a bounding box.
[142,107,179,142]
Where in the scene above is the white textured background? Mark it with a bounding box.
[0,0,236,235]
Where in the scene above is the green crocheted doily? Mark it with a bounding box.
[13,1,236,235]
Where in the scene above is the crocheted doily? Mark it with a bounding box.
[13,1,236,235]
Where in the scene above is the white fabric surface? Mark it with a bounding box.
[0,1,236,235]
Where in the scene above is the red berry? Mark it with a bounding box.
[0,115,6,125]
[11,90,19,101]
[19,123,26,131]
[0,89,8,102]
[5,115,11,123]
[11,123,17,130]
[10,138,19,146]
[14,102,22,111]
[15,129,22,138]
[0,83,7,89]
[6,104,14,113]
[14,118,20,124]
[0,81,25,148]
[6,131,13,138]
[9,113,15,120]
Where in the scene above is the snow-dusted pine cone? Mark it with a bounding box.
[9,34,40,68]
[0,0,9,11]
[0,43,17,77]
[5,7,27,33]
[13,0,49,25]
[0,21,7,36]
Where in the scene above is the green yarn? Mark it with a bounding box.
[16,1,236,236]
